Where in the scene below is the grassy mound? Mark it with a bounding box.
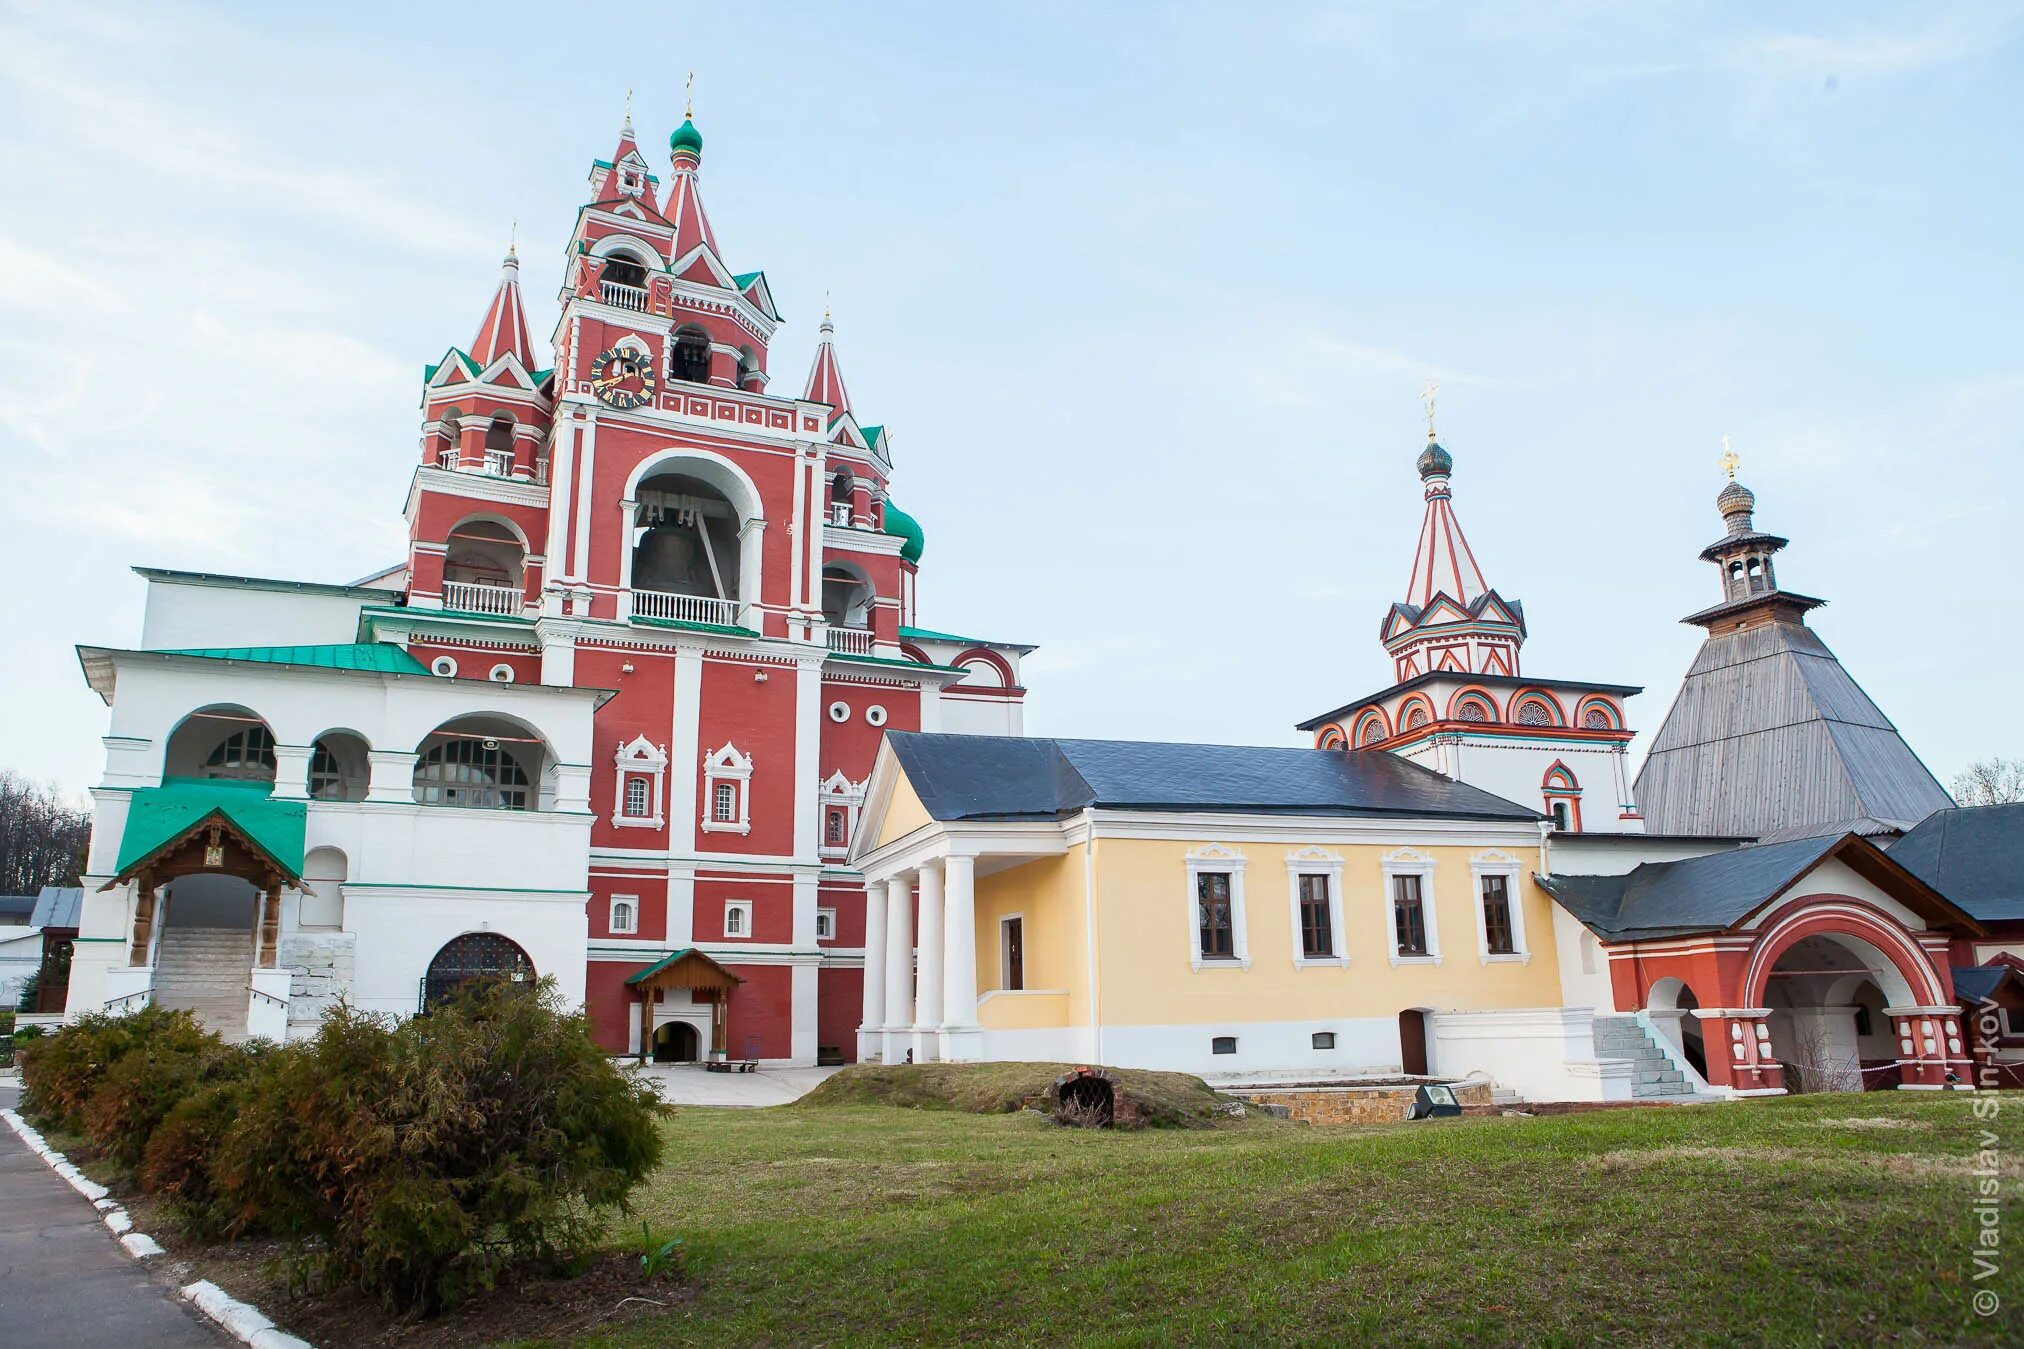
[796,1061,1252,1127]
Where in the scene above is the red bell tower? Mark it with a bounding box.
[374,97,1033,1063]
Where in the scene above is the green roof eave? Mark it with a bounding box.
[898,626,1038,654]
[829,651,966,675]
[625,947,694,985]
[632,616,762,638]
[112,779,306,881]
[357,603,535,630]
[159,643,430,675]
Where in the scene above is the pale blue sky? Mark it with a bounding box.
[1,1,2018,798]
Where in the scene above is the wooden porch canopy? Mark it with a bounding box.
[626,948,743,1063]
[100,779,306,970]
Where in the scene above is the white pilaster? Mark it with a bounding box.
[270,744,314,801]
[859,875,888,1061]
[881,873,914,1063]
[364,751,418,804]
[790,961,819,1066]
[793,655,823,862]
[669,647,703,853]
[941,854,981,1061]
[913,861,945,1062]
[570,413,598,582]
[666,865,696,949]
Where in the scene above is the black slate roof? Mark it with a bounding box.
[0,895,36,922]
[1952,965,2021,1005]
[884,733,1541,824]
[1537,836,1843,940]
[1888,805,2024,923]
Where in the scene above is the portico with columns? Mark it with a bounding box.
[857,851,988,1063]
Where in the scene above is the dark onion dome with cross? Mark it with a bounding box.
[1633,443,1954,842]
[1416,438,1453,480]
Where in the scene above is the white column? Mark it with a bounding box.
[881,873,914,1063]
[913,861,945,1062]
[669,647,703,851]
[858,876,887,1062]
[789,962,819,1067]
[792,655,822,862]
[942,854,982,1061]
[365,751,418,804]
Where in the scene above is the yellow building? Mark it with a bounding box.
[851,733,1634,1100]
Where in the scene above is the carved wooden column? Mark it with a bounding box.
[129,879,157,967]
[257,879,281,968]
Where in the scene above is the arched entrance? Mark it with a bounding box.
[1399,1009,1432,1076]
[422,932,534,1011]
[1646,977,1708,1079]
[652,1020,701,1063]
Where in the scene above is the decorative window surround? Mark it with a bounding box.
[815,907,836,941]
[611,735,668,828]
[723,899,753,938]
[1285,846,1347,968]
[818,770,867,858]
[1382,847,1442,966]
[701,742,753,834]
[609,894,638,935]
[1469,849,1529,964]
[1185,844,1249,971]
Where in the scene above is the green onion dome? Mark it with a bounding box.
[1416,440,1453,479]
[669,118,703,158]
[882,500,925,563]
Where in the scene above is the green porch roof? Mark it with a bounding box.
[625,947,744,987]
[114,779,307,881]
[161,643,429,674]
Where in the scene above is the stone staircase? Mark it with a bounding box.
[152,926,253,1042]
[1593,1015,1698,1099]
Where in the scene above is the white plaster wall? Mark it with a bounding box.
[0,928,42,1004]
[1094,1016,1400,1078]
[1543,832,1739,878]
[1430,1006,1632,1103]
[345,888,588,1020]
[138,577,374,650]
[938,692,1024,737]
[1548,900,1616,1010]
[1745,856,1931,933]
[1424,737,1640,834]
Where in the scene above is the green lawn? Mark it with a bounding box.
[575,1087,2024,1346]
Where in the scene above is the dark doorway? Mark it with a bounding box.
[1003,917,1025,991]
[1054,1070,1115,1128]
[422,932,534,1011]
[1399,1009,1430,1076]
[653,1020,700,1063]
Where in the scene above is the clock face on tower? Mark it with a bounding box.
[588,344,657,409]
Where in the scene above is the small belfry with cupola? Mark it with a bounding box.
[1299,391,1645,832]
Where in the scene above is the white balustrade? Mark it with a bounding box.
[827,626,875,655]
[441,580,522,616]
[484,448,515,477]
[600,280,649,312]
[631,589,738,626]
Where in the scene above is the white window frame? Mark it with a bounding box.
[609,894,639,935]
[1469,850,1529,964]
[1184,844,1249,971]
[723,899,753,939]
[1381,847,1442,966]
[999,912,1027,990]
[611,734,668,829]
[1285,846,1347,968]
[817,770,866,859]
[815,907,836,942]
[701,742,753,834]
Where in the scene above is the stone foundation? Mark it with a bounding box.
[1237,1079,1494,1125]
[280,932,357,1039]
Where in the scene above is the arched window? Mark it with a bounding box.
[1404,706,1429,730]
[669,326,712,384]
[1515,699,1553,726]
[624,776,650,818]
[203,724,275,780]
[736,345,761,388]
[422,932,534,1010]
[309,732,370,802]
[1457,699,1490,723]
[602,256,648,290]
[414,736,532,810]
[1583,706,1613,730]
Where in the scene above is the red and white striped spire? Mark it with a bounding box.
[468,238,532,366]
[1402,385,1489,607]
[802,302,852,416]
[665,78,718,260]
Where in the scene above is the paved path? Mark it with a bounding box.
[0,1080,225,1347]
[635,1062,845,1106]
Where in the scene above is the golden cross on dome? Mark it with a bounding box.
[1720,435,1740,481]
[624,88,633,125]
[1420,380,1439,441]
[685,72,695,119]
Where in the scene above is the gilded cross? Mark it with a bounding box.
[686,72,695,119]
[1720,435,1740,481]
[1420,380,1439,440]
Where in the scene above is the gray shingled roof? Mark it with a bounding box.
[1887,805,2024,923]
[0,895,37,923]
[1952,965,2019,1005]
[885,734,1541,824]
[1634,620,1953,839]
